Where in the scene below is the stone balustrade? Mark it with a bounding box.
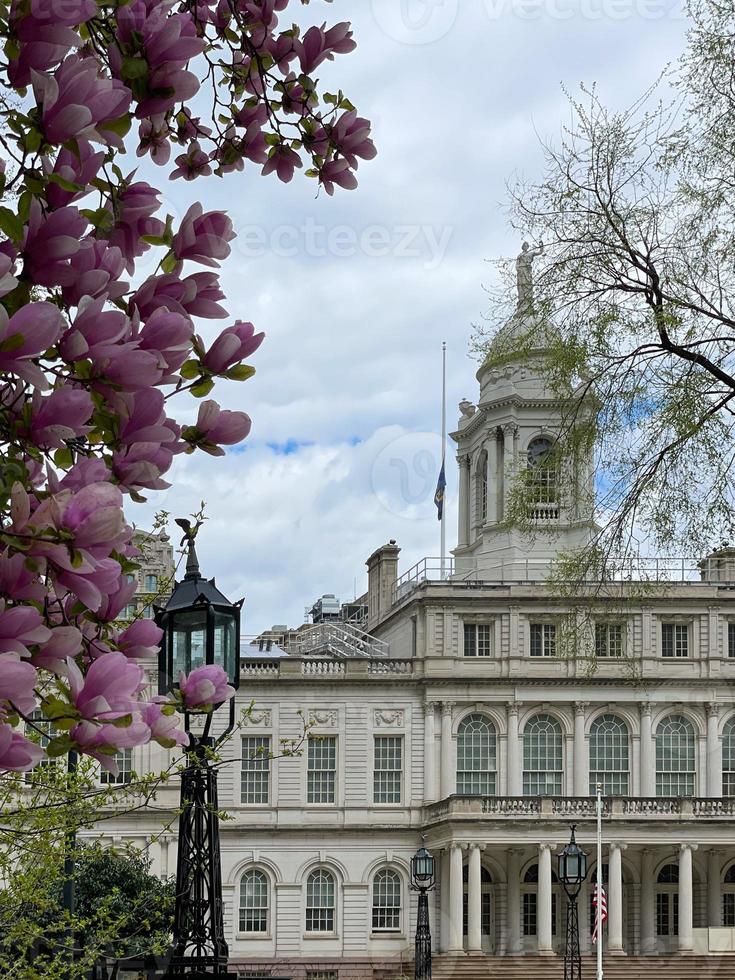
[424,794,735,822]
[240,657,414,679]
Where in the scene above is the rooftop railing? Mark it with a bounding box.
[391,554,735,605]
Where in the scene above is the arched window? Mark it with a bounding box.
[521,863,559,938]
[589,715,629,796]
[526,437,558,519]
[723,718,735,796]
[655,715,696,796]
[306,869,335,932]
[240,869,268,933]
[523,714,563,795]
[723,864,735,927]
[656,864,679,936]
[372,869,401,932]
[457,714,497,796]
[476,451,488,524]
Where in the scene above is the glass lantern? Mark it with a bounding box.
[155,542,242,698]
[411,843,436,890]
[558,825,588,897]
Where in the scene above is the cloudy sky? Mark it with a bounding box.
[128,0,690,634]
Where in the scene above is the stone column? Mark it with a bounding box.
[467,844,484,952]
[449,843,464,952]
[538,843,553,955]
[608,843,626,954]
[573,702,588,797]
[159,836,170,878]
[640,703,654,797]
[501,424,517,522]
[579,880,590,954]
[458,455,470,547]
[678,844,696,952]
[506,848,522,954]
[708,849,721,928]
[707,703,721,798]
[440,848,451,953]
[640,849,656,955]
[486,438,498,525]
[507,702,521,796]
[440,702,454,800]
[423,702,437,803]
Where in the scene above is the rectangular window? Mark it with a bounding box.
[661,623,689,658]
[723,894,735,928]
[24,711,54,784]
[308,736,336,804]
[530,623,556,658]
[100,748,133,785]
[729,622,735,659]
[145,574,157,592]
[595,623,624,658]
[463,623,492,657]
[373,736,402,804]
[522,893,537,936]
[656,893,679,936]
[241,736,270,804]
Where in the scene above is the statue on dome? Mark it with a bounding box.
[516,240,543,312]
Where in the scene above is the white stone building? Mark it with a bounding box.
[97,308,735,980]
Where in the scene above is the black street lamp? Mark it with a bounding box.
[155,533,243,979]
[410,841,436,980]
[558,825,588,980]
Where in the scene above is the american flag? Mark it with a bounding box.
[592,883,607,944]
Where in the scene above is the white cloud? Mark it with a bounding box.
[125,0,690,631]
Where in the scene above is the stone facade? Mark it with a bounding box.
[90,315,735,977]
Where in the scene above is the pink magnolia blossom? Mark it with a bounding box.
[71,718,150,772]
[112,441,177,491]
[138,308,193,380]
[136,119,172,165]
[0,553,46,603]
[170,141,212,181]
[66,651,146,721]
[61,240,128,306]
[0,725,44,772]
[172,203,235,268]
[0,602,51,658]
[140,701,189,747]
[0,254,18,298]
[261,144,301,183]
[329,111,376,169]
[22,201,87,288]
[46,140,105,209]
[117,619,163,660]
[0,301,65,388]
[32,55,131,146]
[8,0,97,86]
[203,321,264,374]
[185,399,252,455]
[319,158,358,197]
[106,181,165,272]
[178,663,234,709]
[32,625,83,673]
[27,387,93,449]
[0,653,38,715]
[95,575,136,624]
[297,22,356,74]
[131,272,227,320]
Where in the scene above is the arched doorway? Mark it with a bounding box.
[462,863,494,952]
[520,862,562,953]
[655,863,679,953]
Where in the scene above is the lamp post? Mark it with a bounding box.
[558,825,588,980]
[410,841,436,980]
[155,534,243,979]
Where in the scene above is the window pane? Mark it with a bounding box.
[729,623,735,659]
[240,870,268,933]
[589,715,629,796]
[530,623,556,658]
[656,715,695,796]
[242,736,270,804]
[457,714,497,795]
[308,736,336,804]
[523,714,562,794]
[595,623,623,658]
[662,623,688,658]
[372,870,401,931]
[373,737,402,804]
[100,748,133,785]
[306,870,335,932]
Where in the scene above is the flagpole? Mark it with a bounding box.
[597,783,604,980]
[440,341,447,579]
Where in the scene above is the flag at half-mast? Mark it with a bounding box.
[592,882,607,944]
[434,459,446,521]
